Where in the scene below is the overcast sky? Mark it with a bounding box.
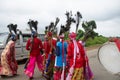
[0,0,120,37]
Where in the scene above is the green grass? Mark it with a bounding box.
[85,36,108,47]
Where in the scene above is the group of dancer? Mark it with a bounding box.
[24,30,94,80]
[0,30,94,80]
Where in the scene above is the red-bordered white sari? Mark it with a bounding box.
[0,40,18,76]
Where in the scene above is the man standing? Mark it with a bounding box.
[54,34,68,80]
[42,32,57,80]
[24,31,44,80]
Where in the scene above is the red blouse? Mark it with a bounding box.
[43,38,57,60]
[67,40,85,68]
[26,37,43,57]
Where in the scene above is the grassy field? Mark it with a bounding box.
[85,36,108,47]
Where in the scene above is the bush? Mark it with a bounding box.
[85,36,108,47]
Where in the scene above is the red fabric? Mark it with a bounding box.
[43,40,50,59]
[52,38,57,48]
[114,38,120,52]
[26,37,43,57]
[69,32,76,40]
[8,43,18,74]
[67,40,85,68]
[47,32,52,37]
[54,70,61,80]
[43,39,56,60]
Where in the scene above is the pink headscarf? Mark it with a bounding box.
[69,32,76,40]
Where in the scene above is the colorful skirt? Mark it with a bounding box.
[72,67,85,80]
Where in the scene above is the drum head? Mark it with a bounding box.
[98,42,120,74]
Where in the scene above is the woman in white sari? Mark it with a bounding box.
[0,34,18,77]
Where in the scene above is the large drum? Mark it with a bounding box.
[98,42,120,75]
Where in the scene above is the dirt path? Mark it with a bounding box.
[86,44,102,51]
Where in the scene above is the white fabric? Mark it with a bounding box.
[98,42,120,74]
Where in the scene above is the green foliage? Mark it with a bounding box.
[76,29,84,41]
[85,36,108,47]
[81,20,97,42]
[64,32,69,40]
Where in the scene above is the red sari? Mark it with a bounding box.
[67,40,86,80]
[0,40,18,76]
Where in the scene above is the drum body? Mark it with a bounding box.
[98,42,120,74]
